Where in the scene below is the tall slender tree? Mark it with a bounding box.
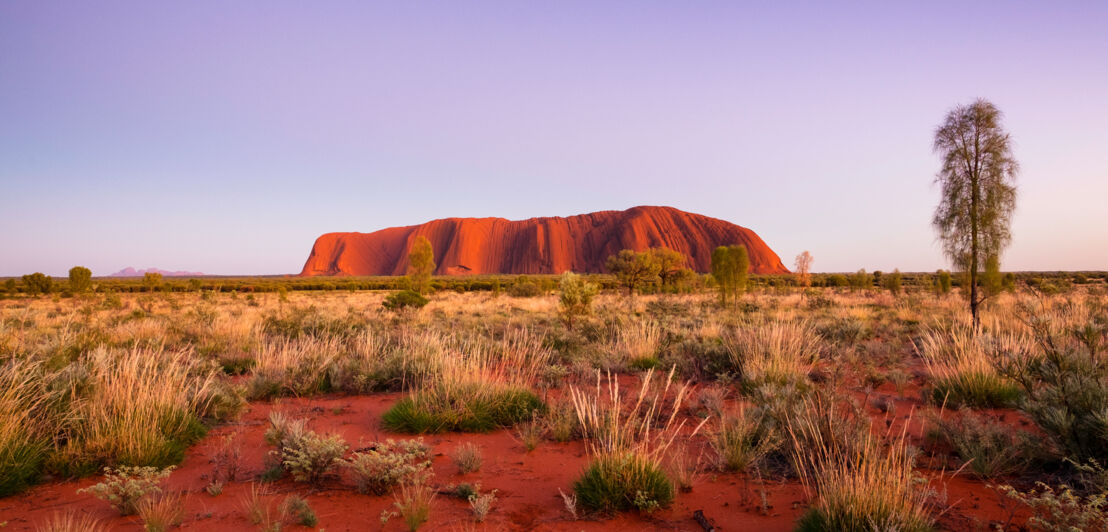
[794,251,813,288]
[932,99,1018,327]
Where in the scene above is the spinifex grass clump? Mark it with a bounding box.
[927,410,1035,479]
[0,359,53,496]
[569,368,706,514]
[382,332,548,433]
[724,320,822,392]
[917,322,1023,408]
[63,346,217,472]
[604,319,662,371]
[790,401,936,532]
[710,405,781,472]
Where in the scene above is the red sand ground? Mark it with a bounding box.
[299,206,791,277]
[0,378,1034,531]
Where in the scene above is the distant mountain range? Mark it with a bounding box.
[301,205,790,276]
[109,267,206,277]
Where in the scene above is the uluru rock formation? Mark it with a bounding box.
[300,206,789,276]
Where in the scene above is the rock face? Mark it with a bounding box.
[300,206,789,276]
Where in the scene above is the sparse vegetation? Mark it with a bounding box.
[1,277,1105,530]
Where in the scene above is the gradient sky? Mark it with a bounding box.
[2,1,1107,276]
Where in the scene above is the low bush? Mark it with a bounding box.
[450,442,483,474]
[345,439,430,495]
[994,298,1108,463]
[468,488,498,522]
[383,290,430,311]
[265,413,347,485]
[78,465,175,516]
[997,482,1107,532]
[282,495,318,527]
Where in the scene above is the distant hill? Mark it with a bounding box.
[300,205,789,276]
[109,267,205,277]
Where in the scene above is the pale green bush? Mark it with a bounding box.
[345,439,430,495]
[78,465,175,515]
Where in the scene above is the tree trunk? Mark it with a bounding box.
[970,131,981,331]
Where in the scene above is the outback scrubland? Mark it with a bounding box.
[1,278,1107,531]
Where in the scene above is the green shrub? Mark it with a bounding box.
[558,272,598,331]
[383,290,430,311]
[78,466,175,516]
[344,439,431,495]
[993,300,1108,462]
[929,374,1022,409]
[927,411,1035,478]
[573,453,674,514]
[22,272,53,295]
[508,277,542,298]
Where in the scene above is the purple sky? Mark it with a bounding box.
[2,2,1106,276]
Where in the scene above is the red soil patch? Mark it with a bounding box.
[1,389,1033,531]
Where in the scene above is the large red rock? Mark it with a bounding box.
[300,206,789,276]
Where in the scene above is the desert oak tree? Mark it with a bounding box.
[932,99,1018,327]
[711,245,749,306]
[605,249,661,300]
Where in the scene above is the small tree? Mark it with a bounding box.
[142,272,163,292]
[647,248,686,292]
[849,269,869,291]
[605,250,660,300]
[711,245,749,306]
[3,279,15,293]
[794,251,813,288]
[936,270,952,294]
[69,266,92,293]
[558,272,598,331]
[22,273,52,296]
[407,236,435,295]
[933,99,1018,328]
[883,268,903,295]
